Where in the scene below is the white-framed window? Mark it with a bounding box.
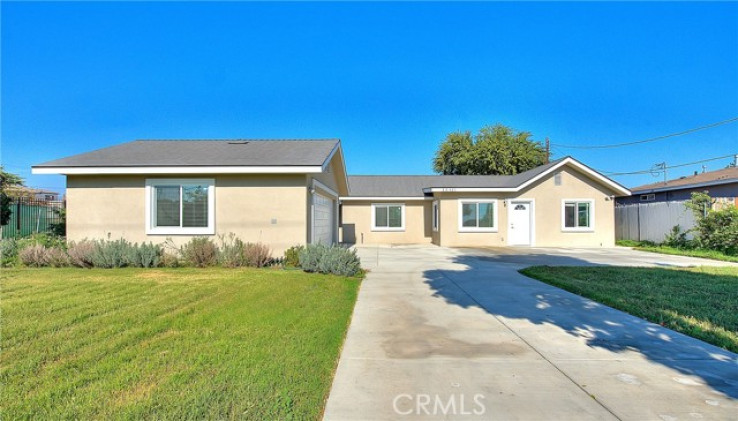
[432,200,439,232]
[145,179,215,235]
[458,199,498,232]
[561,199,595,232]
[371,203,405,231]
[640,194,655,202]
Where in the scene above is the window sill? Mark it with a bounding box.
[458,228,498,233]
[371,228,406,232]
[561,228,594,233]
[146,227,215,235]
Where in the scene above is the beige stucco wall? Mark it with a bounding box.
[66,174,308,255]
[310,151,348,195]
[340,200,433,245]
[437,166,618,248]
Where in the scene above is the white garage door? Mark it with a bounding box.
[312,193,335,245]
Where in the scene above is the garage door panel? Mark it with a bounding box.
[313,193,334,245]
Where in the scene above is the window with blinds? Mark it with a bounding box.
[147,179,214,235]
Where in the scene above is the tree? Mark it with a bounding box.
[433,124,548,175]
[1,167,24,227]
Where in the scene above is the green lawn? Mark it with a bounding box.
[519,265,738,353]
[617,240,738,263]
[1,267,361,420]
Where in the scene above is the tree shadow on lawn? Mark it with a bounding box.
[422,251,738,399]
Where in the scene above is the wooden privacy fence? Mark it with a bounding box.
[1,199,65,239]
[615,200,697,243]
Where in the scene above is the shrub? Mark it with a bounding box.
[160,251,180,268]
[91,239,132,268]
[244,242,272,268]
[1,238,19,267]
[126,242,162,268]
[44,247,69,267]
[48,207,66,237]
[283,245,304,268]
[299,244,361,277]
[298,244,324,273]
[181,237,218,267]
[19,244,48,267]
[693,206,738,255]
[218,233,246,268]
[25,233,66,249]
[67,240,96,268]
[663,225,690,248]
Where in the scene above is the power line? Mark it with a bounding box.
[552,116,738,149]
[602,153,736,176]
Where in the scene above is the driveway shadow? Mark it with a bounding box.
[423,251,738,399]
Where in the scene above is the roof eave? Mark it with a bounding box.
[339,196,432,201]
[31,165,325,175]
[631,177,738,195]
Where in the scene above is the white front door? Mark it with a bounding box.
[312,193,334,245]
[508,200,532,246]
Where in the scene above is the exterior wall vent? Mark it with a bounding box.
[554,172,562,186]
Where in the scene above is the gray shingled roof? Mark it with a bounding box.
[631,165,738,193]
[33,139,339,167]
[348,158,569,196]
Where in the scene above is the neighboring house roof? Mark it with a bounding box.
[345,157,630,198]
[630,166,738,195]
[32,139,341,174]
[5,186,60,197]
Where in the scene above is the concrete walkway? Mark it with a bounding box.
[323,246,738,420]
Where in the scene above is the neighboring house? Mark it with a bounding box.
[5,186,61,202]
[616,163,738,208]
[33,139,630,252]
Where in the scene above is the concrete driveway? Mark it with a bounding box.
[323,246,738,420]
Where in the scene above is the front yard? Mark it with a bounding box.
[520,265,738,353]
[0,267,360,420]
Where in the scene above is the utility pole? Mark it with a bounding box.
[652,162,667,183]
[545,137,550,163]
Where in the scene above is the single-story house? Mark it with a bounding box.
[33,139,630,253]
[616,161,738,209]
[5,186,61,202]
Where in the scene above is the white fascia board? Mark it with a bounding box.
[423,187,517,193]
[320,142,350,195]
[421,158,631,196]
[31,166,325,175]
[339,196,432,201]
[321,142,341,172]
[312,179,339,198]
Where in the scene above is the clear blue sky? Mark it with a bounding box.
[3,1,737,194]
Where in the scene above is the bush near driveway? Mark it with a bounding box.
[520,265,738,353]
[298,244,362,277]
[1,267,361,419]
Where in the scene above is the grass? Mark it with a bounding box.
[519,265,738,353]
[617,240,738,263]
[0,267,361,420]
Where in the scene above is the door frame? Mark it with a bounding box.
[507,198,535,246]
